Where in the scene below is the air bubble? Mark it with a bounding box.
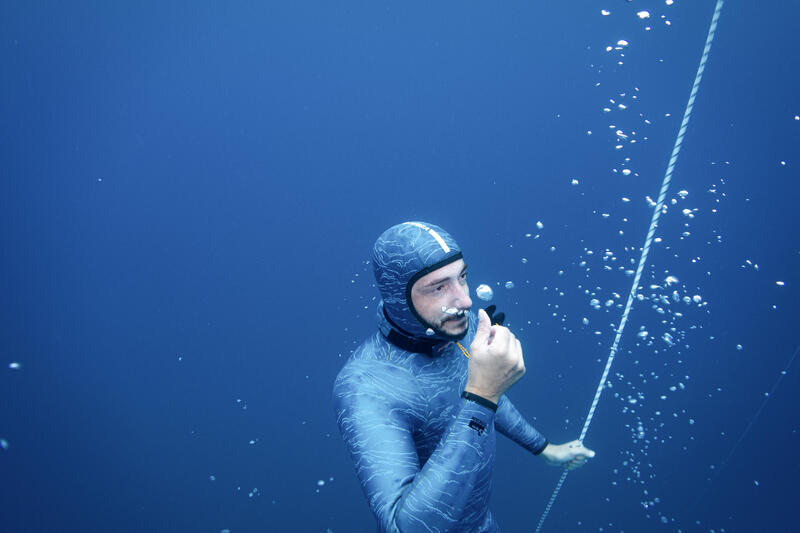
[475,284,494,301]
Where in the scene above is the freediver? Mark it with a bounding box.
[333,221,595,532]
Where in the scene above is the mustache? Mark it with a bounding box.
[441,309,470,323]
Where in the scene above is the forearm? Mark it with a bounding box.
[495,394,548,455]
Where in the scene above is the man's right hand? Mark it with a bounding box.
[464,308,526,404]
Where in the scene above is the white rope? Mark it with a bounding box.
[534,2,725,531]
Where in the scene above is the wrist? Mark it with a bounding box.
[461,390,499,411]
[463,386,500,404]
[537,442,552,457]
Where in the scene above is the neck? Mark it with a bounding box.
[381,305,449,355]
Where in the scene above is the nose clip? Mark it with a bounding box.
[442,306,467,319]
[483,305,505,326]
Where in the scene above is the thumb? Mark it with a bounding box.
[570,441,596,459]
[473,308,492,345]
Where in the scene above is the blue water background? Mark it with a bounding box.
[2,1,798,532]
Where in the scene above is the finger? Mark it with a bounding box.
[506,328,516,351]
[569,442,596,459]
[491,325,512,353]
[472,309,492,346]
[582,447,596,459]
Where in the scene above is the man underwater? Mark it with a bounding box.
[333,221,595,532]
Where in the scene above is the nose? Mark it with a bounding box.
[453,282,472,310]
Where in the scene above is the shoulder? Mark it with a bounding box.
[345,331,423,371]
[333,334,424,408]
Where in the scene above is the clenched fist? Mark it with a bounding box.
[464,308,526,404]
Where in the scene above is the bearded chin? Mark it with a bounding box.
[433,318,469,341]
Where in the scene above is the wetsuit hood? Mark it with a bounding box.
[372,221,464,345]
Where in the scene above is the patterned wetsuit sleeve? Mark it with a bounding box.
[333,359,498,533]
[494,394,548,455]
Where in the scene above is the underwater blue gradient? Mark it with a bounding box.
[1,1,798,532]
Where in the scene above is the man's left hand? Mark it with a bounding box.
[540,440,596,470]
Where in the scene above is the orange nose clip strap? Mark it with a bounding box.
[456,342,470,359]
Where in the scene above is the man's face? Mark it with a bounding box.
[410,259,473,337]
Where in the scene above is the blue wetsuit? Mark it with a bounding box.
[333,222,548,533]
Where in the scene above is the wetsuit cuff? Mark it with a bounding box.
[532,439,549,455]
[461,391,498,412]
